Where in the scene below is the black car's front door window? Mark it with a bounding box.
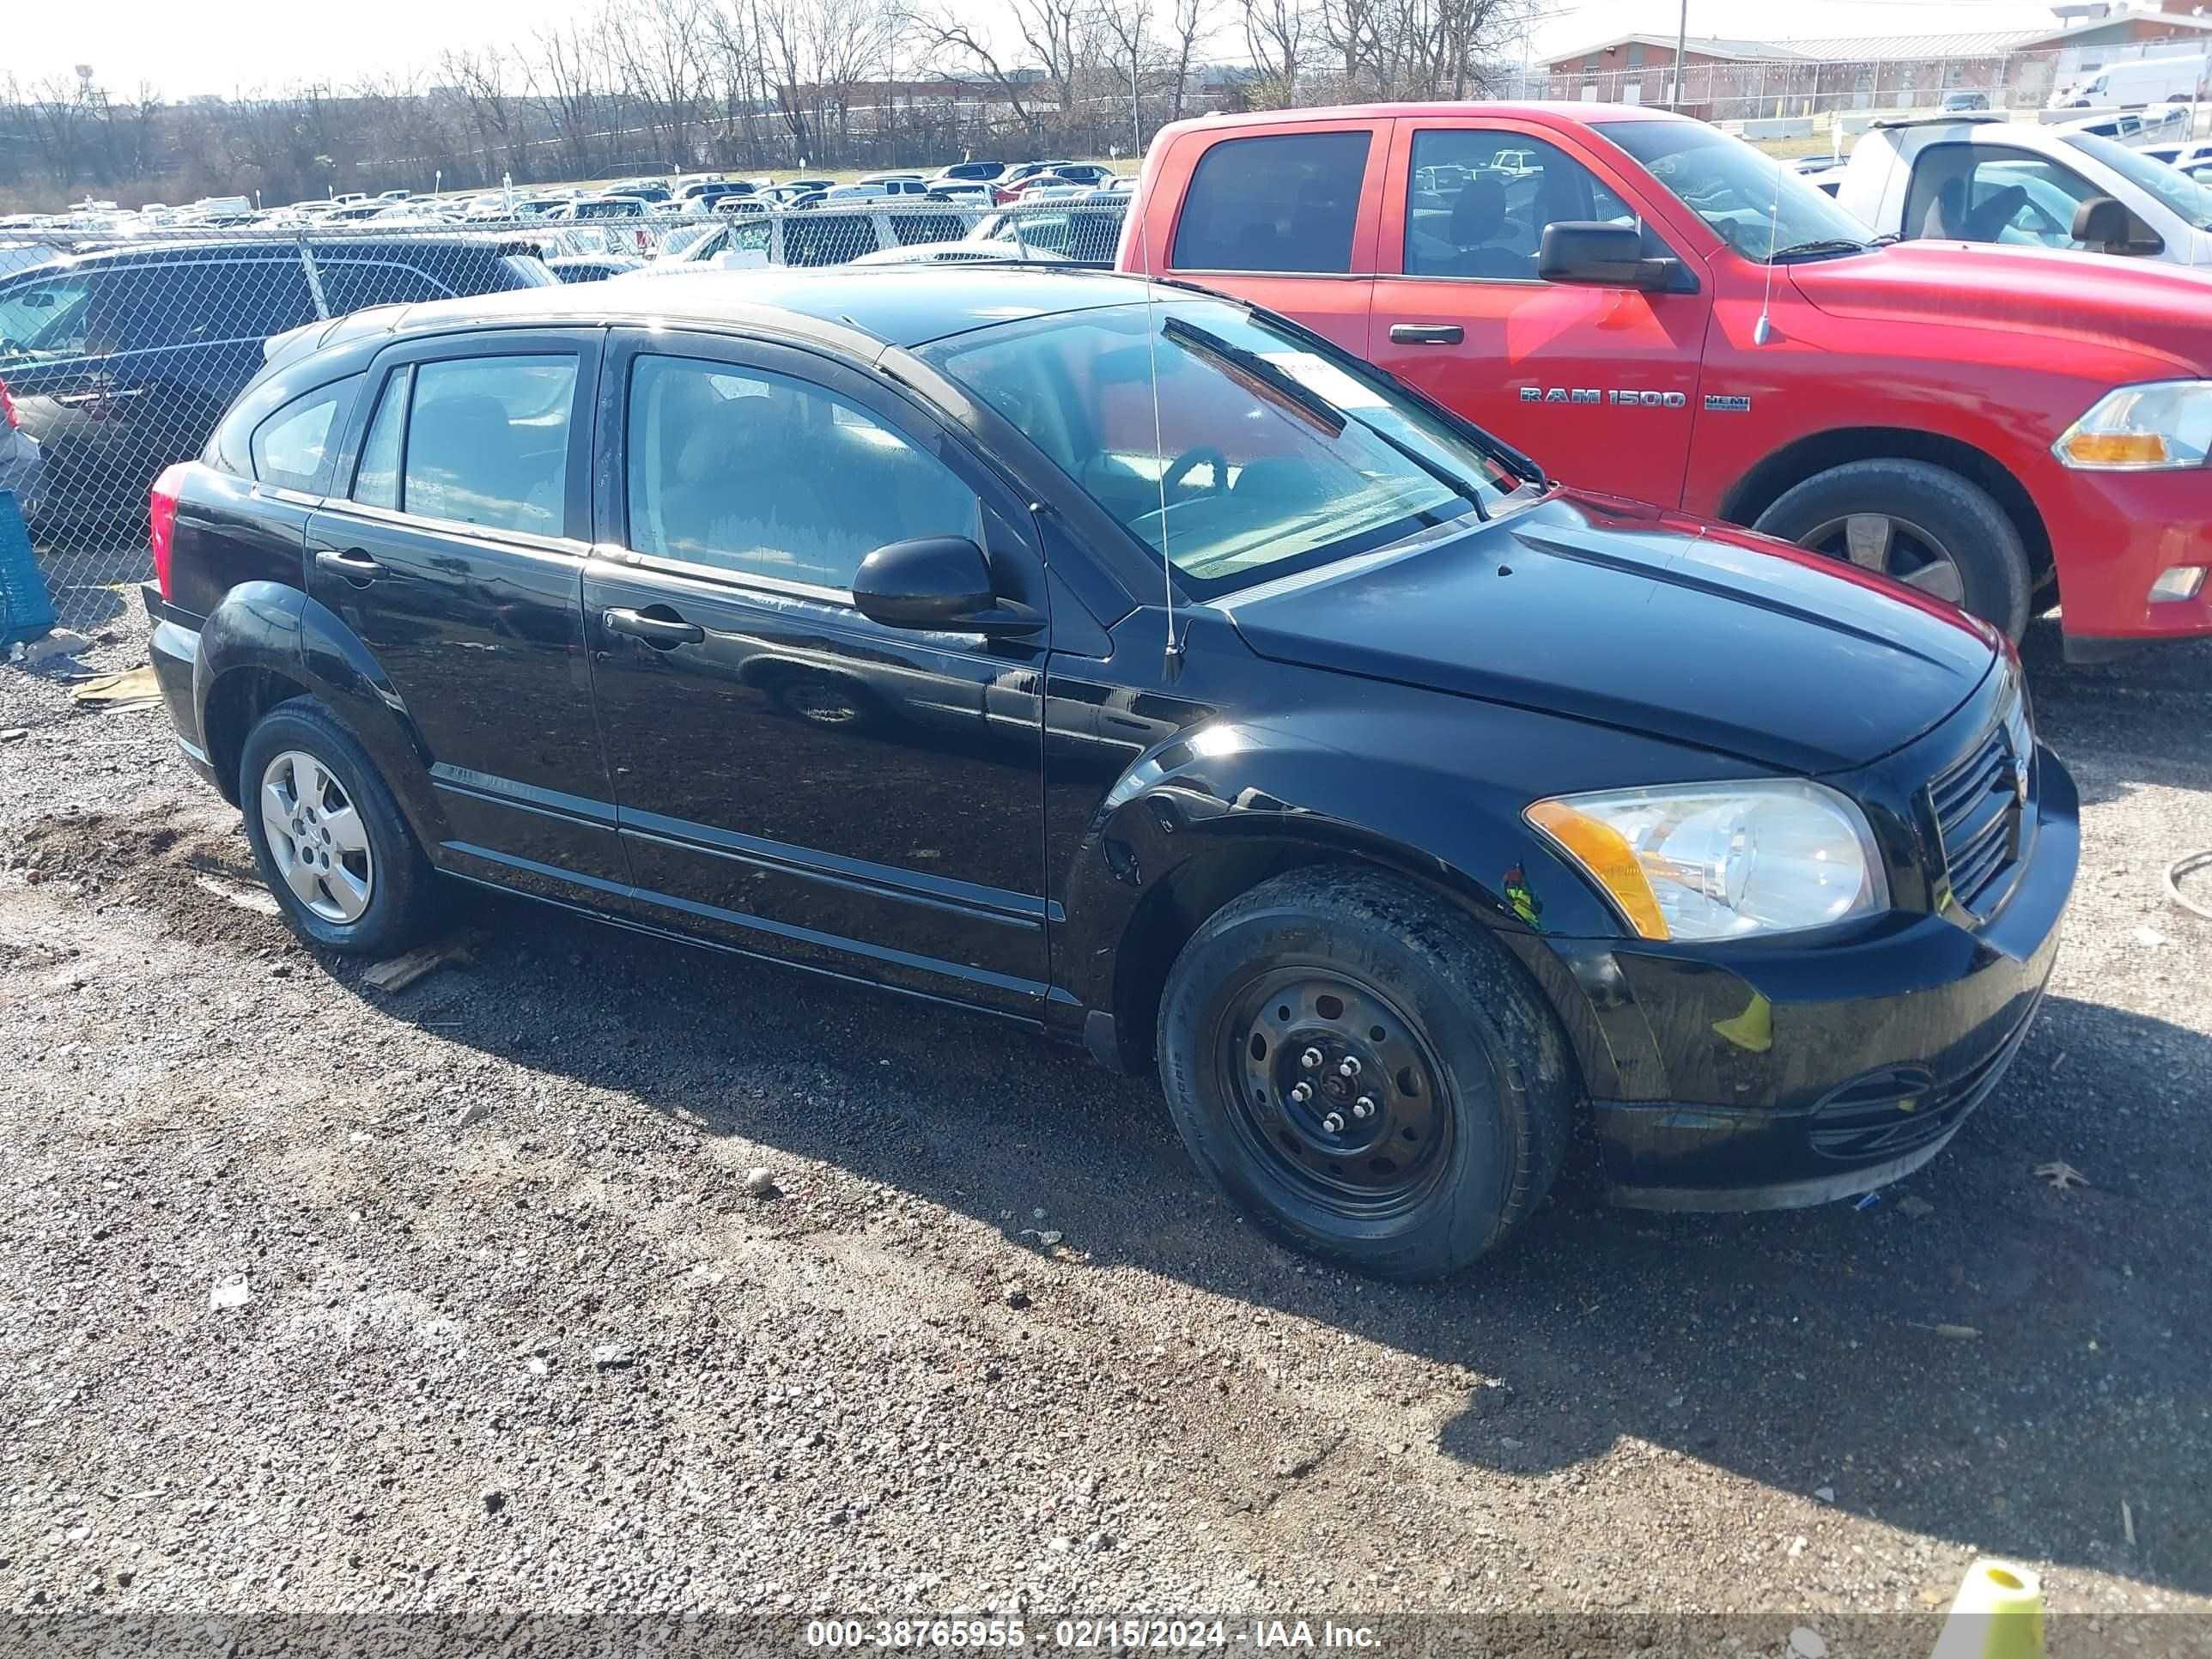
[624,355,981,589]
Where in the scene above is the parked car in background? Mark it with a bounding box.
[2050,51,2208,108]
[0,381,43,518]
[826,180,933,202]
[967,200,1127,264]
[926,181,998,204]
[547,252,646,283]
[1940,89,1993,112]
[1837,112,2212,266]
[2059,104,2192,145]
[1121,101,2212,657]
[0,235,553,532]
[143,268,2076,1279]
[699,207,968,268]
[994,161,1078,201]
[2142,138,2212,172]
[758,180,835,207]
[932,161,1008,184]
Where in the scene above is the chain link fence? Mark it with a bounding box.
[0,199,1127,612]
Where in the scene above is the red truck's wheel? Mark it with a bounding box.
[1753,459,2032,641]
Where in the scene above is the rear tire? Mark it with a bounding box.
[238,696,437,957]
[1156,866,1576,1280]
[1752,459,2032,641]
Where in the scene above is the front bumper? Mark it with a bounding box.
[1567,746,2077,1211]
[2038,460,2212,648]
[143,584,219,791]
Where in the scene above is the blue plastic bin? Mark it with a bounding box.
[0,489,56,649]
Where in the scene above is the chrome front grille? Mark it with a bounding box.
[1929,688,2033,920]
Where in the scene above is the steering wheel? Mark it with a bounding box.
[1160,446,1230,500]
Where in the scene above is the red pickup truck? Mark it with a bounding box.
[1117,103,2212,657]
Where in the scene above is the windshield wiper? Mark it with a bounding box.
[1771,237,1870,261]
[1351,419,1487,521]
[1161,316,1345,436]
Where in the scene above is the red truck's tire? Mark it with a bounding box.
[1752,459,2033,641]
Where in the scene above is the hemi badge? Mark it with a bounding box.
[1705,394,1753,413]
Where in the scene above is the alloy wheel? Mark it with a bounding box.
[259,749,374,925]
[1797,512,1966,605]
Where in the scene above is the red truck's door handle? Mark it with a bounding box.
[1389,324,1464,346]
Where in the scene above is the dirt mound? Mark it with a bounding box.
[3,801,294,950]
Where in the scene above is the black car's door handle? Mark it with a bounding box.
[604,607,705,647]
[1389,323,1464,345]
[315,548,382,584]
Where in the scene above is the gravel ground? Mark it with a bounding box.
[2,600,2208,1644]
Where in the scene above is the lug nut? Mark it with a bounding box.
[1320,1111,1346,1134]
[1352,1097,1376,1121]
[1290,1082,1313,1104]
[1337,1056,1362,1079]
[1299,1048,1323,1070]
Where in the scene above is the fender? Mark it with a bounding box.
[194,581,450,853]
[1054,708,1674,1101]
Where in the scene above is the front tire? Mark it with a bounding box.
[1751,459,2033,641]
[1156,866,1576,1280]
[238,696,436,956]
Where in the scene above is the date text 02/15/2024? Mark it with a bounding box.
[805,1620,1383,1649]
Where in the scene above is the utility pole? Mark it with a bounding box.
[1672,0,1689,109]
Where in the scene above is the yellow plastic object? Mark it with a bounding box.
[1524,799,1670,939]
[1930,1559,2045,1659]
[1711,991,1773,1054]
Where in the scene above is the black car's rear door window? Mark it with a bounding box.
[251,376,362,494]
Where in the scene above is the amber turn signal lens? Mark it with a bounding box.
[2060,431,2170,467]
[1525,800,1672,940]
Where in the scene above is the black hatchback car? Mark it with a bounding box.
[0,235,553,532]
[143,270,2077,1279]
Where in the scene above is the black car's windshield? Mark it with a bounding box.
[2063,131,2212,231]
[1605,120,1875,262]
[921,299,1528,597]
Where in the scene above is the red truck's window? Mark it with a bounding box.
[1170,131,1370,274]
[1405,131,1635,280]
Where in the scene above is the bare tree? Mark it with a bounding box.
[605,0,713,169]
[443,47,523,183]
[1164,0,1222,120]
[899,6,1042,135]
[1241,0,1309,102]
[17,73,94,190]
[524,21,605,180]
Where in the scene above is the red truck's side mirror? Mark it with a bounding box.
[1538,222,1693,293]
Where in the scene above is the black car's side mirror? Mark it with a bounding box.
[852,537,1043,635]
[1538,222,1692,293]
[2071,194,2160,256]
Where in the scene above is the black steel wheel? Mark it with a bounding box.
[1218,967,1456,1224]
[1158,866,1577,1279]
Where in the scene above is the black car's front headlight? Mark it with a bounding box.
[1525,781,1890,942]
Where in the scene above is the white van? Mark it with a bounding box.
[2051,52,2209,109]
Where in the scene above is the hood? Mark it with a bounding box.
[1787,240,2212,376]
[1214,492,1997,775]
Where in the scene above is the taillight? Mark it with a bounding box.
[149,462,189,601]
[0,379,17,429]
